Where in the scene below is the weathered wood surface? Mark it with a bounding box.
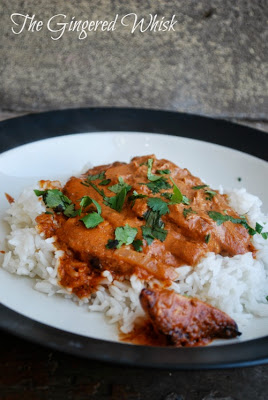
[0,0,267,119]
[1,330,268,400]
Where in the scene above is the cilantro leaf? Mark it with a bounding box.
[141,226,155,245]
[45,190,71,209]
[108,177,131,194]
[205,234,211,243]
[156,169,171,175]
[169,177,190,205]
[88,180,128,213]
[255,222,263,234]
[161,192,172,200]
[99,179,111,186]
[114,224,138,248]
[142,208,168,244]
[205,189,217,201]
[34,189,46,196]
[133,239,143,252]
[87,171,106,181]
[105,187,127,212]
[147,159,162,182]
[192,184,209,190]
[147,197,169,216]
[80,196,102,214]
[106,239,119,249]
[64,204,80,218]
[80,212,104,229]
[208,211,257,236]
[34,189,72,214]
[141,178,172,194]
[128,190,147,207]
[183,207,197,218]
[261,232,268,240]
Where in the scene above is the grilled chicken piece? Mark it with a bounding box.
[140,288,241,346]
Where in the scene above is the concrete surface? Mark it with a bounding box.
[0,0,267,119]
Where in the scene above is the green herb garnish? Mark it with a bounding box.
[80,197,104,229]
[87,171,106,181]
[147,159,162,182]
[106,239,119,249]
[34,189,77,217]
[142,178,172,194]
[80,196,102,214]
[99,179,111,186]
[161,192,172,200]
[207,211,262,237]
[133,239,143,252]
[80,212,104,228]
[169,178,190,205]
[109,224,138,249]
[156,169,171,175]
[142,198,169,245]
[147,198,170,216]
[205,234,211,243]
[183,207,197,218]
[128,191,147,207]
[205,189,217,201]
[192,184,209,190]
[108,177,132,194]
[87,181,128,213]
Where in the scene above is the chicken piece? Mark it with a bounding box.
[140,288,241,346]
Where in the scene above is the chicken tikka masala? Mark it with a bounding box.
[35,155,259,346]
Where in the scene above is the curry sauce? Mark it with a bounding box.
[36,155,255,299]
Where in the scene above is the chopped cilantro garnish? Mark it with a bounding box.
[142,208,168,244]
[147,159,163,182]
[128,190,147,207]
[147,198,170,216]
[143,178,172,194]
[156,169,171,175]
[161,192,172,200]
[183,207,197,218]
[205,234,211,243]
[205,189,217,201]
[64,204,80,218]
[105,187,127,212]
[266,296,268,302]
[80,212,104,229]
[133,239,143,252]
[88,181,127,213]
[99,179,111,186]
[34,189,75,217]
[34,189,46,196]
[255,222,263,234]
[79,196,103,229]
[108,177,132,194]
[80,196,102,214]
[192,184,209,190]
[45,211,53,215]
[106,239,119,249]
[262,232,268,240]
[110,224,138,249]
[169,178,190,205]
[87,171,106,181]
[208,211,257,236]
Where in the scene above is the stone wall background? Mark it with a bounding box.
[0,0,267,121]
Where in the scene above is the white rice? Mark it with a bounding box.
[2,184,268,333]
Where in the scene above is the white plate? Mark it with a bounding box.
[0,132,268,345]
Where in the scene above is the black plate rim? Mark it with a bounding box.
[0,107,267,369]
